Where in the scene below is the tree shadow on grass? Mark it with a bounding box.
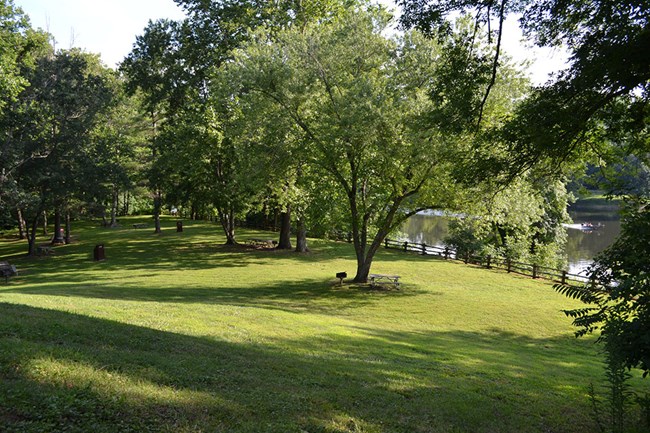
[0,303,602,433]
[2,230,357,276]
[1,232,427,313]
[1,275,423,315]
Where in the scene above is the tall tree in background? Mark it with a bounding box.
[83,75,150,228]
[123,0,358,243]
[9,49,112,254]
[121,19,185,233]
[0,0,37,115]
[0,0,49,221]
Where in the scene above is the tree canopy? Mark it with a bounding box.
[398,0,650,174]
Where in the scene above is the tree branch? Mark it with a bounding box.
[476,0,506,131]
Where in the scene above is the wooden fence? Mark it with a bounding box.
[381,238,591,286]
[236,221,591,286]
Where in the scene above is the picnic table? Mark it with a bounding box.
[247,238,276,247]
[0,261,17,283]
[38,245,54,255]
[369,273,401,289]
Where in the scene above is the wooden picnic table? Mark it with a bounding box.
[369,273,401,289]
[38,245,54,255]
[247,238,276,247]
[0,261,17,283]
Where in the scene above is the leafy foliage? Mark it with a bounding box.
[554,199,650,431]
[399,0,650,178]
[0,1,50,211]
[0,0,48,114]
[556,200,650,376]
[446,178,570,268]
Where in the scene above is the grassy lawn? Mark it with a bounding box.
[0,216,646,432]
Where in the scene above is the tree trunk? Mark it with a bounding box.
[349,195,400,283]
[262,204,270,230]
[348,188,369,283]
[218,207,236,245]
[122,191,130,216]
[26,214,39,256]
[51,209,64,244]
[64,211,71,244]
[153,190,161,233]
[110,187,119,227]
[42,211,48,235]
[351,218,401,282]
[295,218,308,253]
[354,257,374,283]
[352,235,387,283]
[17,208,26,239]
[277,208,292,249]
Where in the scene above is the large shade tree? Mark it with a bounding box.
[0,0,49,221]
[224,8,523,281]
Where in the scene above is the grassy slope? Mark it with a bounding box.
[0,217,645,432]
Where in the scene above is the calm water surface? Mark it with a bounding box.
[400,201,621,276]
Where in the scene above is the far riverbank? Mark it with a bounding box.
[400,197,621,275]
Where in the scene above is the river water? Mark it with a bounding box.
[400,200,621,276]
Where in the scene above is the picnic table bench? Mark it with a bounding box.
[0,261,17,283]
[369,273,401,290]
[132,223,147,229]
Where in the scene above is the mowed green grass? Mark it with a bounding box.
[0,217,645,432]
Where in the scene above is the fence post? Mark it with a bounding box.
[384,239,389,249]
[507,258,512,273]
[561,270,567,285]
[421,243,427,255]
[403,241,408,252]
[464,253,469,264]
[532,264,538,279]
[444,247,449,260]
[347,232,352,243]
[486,255,491,269]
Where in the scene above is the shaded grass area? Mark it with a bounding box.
[0,216,646,432]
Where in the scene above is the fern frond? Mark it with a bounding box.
[562,307,597,319]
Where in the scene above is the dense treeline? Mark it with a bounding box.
[118,0,576,282]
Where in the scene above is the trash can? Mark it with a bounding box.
[93,244,105,261]
[176,221,183,232]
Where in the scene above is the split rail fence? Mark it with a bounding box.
[380,238,591,286]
